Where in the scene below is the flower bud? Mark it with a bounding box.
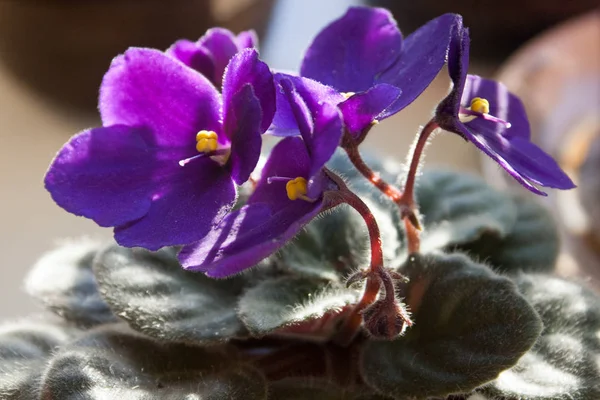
[363,299,412,339]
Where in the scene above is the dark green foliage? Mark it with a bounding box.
[7,154,596,399]
[93,246,249,345]
[361,253,542,399]
[24,239,117,327]
[478,274,600,399]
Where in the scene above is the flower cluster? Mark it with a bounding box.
[45,6,574,339]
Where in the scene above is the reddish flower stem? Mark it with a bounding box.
[342,120,439,254]
[326,182,385,345]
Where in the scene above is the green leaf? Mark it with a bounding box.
[459,194,559,273]
[24,238,117,327]
[0,318,80,400]
[40,323,267,400]
[408,170,517,258]
[480,274,600,400]
[93,245,247,345]
[361,253,542,399]
[238,276,360,339]
[269,379,392,400]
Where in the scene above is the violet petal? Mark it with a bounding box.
[222,49,275,133]
[100,48,221,148]
[300,6,402,92]
[114,157,236,250]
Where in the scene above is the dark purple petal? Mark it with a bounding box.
[459,122,575,195]
[279,78,343,194]
[197,28,240,88]
[114,157,236,250]
[463,75,530,140]
[166,39,216,85]
[378,14,461,114]
[250,136,312,208]
[269,73,343,137]
[236,30,258,49]
[338,84,402,137]
[225,84,263,185]
[100,48,221,148]
[45,126,167,228]
[222,49,275,133]
[300,6,402,92]
[179,200,322,277]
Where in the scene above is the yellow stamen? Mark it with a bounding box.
[286,177,308,201]
[196,130,218,153]
[341,92,355,100]
[470,97,490,114]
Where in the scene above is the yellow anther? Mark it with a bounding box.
[195,130,218,153]
[470,97,490,114]
[341,92,355,100]
[285,177,308,201]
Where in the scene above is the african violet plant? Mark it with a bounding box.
[3,6,598,400]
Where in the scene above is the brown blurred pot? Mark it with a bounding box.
[0,0,275,113]
[487,11,600,290]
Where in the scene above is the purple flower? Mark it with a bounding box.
[270,7,461,138]
[434,24,575,195]
[179,76,344,277]
[167,28,257,90]
[45,47,275,250]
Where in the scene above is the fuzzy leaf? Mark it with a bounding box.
[0,318,80,399]
[459,195,559,273]
[39,323,267,399]
[238,276,359,338]
[361,253,542,399]
[409,171,517,257]
[93,245,247,345]
[479,274,600,399]
[24,239,117,327]
[270,379,391,400]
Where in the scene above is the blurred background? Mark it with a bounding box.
[0,0,598,318]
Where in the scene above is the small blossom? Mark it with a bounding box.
[269,7,461,138]
[167,28,258,90]
[179,76,344,277]
[45,48,275,250]
[435,23,575,195]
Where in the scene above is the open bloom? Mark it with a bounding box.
[435,23,575,195]
[45,47,275,250]
[167,28,257,90]
[180,76,344,277]
[269,7,461,138]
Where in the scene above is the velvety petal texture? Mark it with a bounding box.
[47,45,275,251]
[435,24,575,195]
[180,137,326,277]
[167,28,257,89]
[298,7,460,136]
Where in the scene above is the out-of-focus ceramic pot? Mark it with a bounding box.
[0,0,275,113]
[489,11,600,290]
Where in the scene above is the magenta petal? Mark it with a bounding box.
[100,48,221,148]
[167,39,216,85]
[198,28,240,87]
[226,84,263,185]
[339,84,402,137]
[236,30,258,49]
[379,14,461,113]
[279,78,343,194]
[114,157,236,250]
[301,6,402,92]
[45,126,166,228]
[222,49,275,133]
[180,200,322,277]
[463,75,530,140]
